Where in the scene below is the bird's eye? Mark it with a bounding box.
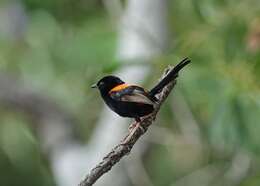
[99,81,104,86]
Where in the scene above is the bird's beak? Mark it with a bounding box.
[91,84,97,88]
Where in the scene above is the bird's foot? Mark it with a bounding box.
[137,124,145,133]
[128,122,137,131]
[128,122,145,133]
[121,121,146,145]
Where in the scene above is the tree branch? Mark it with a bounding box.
[79,63,188,186]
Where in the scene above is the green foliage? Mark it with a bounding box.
[1,0,260,185]
[0,112,54,186]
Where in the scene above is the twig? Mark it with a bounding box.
[79,64,187,186]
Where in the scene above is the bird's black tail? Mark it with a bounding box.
[148,57,191,98]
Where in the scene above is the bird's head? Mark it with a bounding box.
[91,75,125,94]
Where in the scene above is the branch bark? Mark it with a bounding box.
[79,64,185,186]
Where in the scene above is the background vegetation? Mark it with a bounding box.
[0,0,260,186]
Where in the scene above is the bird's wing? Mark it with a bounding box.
[110,86,154,105]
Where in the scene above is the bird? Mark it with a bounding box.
[91,57,190,139]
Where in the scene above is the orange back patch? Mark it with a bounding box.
[109,83,129,93]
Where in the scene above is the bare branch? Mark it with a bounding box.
[79,63,188,186]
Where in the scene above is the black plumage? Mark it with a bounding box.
[92,58,191,122]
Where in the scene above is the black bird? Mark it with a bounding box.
[91,57,191,124]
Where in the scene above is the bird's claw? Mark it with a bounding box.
[128,122,137,131]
